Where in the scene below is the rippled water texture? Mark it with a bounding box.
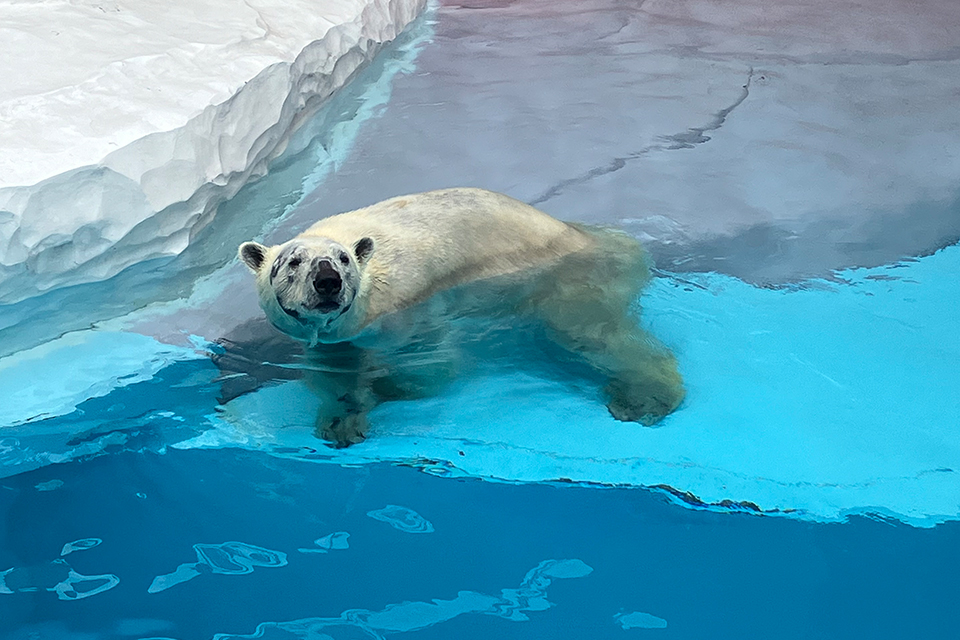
[1,0,959,637]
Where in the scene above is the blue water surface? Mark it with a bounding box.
[2,447,959,639]
[2,1,960,638]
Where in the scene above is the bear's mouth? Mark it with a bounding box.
[278,302,302,320]
[277,298,350,321]
[313,301,341,314]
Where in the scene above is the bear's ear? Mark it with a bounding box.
[239,242,268,272]
[353,237,374,264]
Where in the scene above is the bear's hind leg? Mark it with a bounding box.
[601,341,685,425]
[546,315,685,425]
[529,232,685,424]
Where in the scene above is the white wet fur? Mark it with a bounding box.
[238,188,685,447]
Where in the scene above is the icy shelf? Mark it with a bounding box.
[3,245,955,527]
[0,0,425,303]
[187,244,960,528]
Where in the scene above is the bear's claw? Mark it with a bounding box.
[317,414,368,448]
[605,379,685,426]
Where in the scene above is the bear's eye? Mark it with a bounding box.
[288,257,301,269]
[338,252,350,266]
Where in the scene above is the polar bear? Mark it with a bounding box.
[239,188,684,447]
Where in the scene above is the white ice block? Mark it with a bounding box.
[0,0,425,303]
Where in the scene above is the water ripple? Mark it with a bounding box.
[366,505,434,534]
[213,558,592,639]
[148,541,287,594]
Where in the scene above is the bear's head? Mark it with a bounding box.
[239,235,374,343]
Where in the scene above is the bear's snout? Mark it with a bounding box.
[312,259,342,304]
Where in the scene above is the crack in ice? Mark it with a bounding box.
[529,68,754,207]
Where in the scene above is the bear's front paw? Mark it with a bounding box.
[605,378,685,426]
[316,413,369,449]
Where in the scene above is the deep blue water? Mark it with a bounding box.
[2,446,958,640]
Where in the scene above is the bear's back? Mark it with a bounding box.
[302,188,595,322]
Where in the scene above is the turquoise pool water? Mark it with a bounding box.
[2,1,959,637]
[3,448,958,638]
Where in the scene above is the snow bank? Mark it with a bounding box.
[0,0,425,303]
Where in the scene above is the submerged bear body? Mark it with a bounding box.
[239,188,684,446]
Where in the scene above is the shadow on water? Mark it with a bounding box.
[649,191,960,286]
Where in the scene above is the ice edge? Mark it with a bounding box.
[0,0,427,304]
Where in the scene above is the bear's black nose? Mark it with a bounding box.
[313,260,342,300]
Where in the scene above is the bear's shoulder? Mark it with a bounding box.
[315,190,595,321]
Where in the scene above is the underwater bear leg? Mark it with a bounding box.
[544,311,685,425]
[307,324,462,447]
[304,342,380,448]
[527,230,685,424]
